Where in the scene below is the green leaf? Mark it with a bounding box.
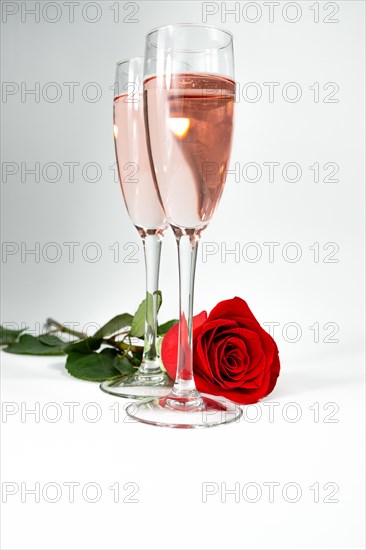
[4,334,66,355]
[157,319,178,336]
[38,334,68,347]
[113,354,136,377]
[64,337,102,354]
[130,291,162,338]
[94,313,133,339]
[0,325,27,345]
[65,348,122,381]
[130,354,142,367]
[130,300,146,338]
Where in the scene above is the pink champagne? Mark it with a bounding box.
[113,93,167,231]
[144,73,235,229]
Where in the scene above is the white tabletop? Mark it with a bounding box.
[1,348,364,550]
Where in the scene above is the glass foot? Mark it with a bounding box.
[126,394,243,428]
[100,370,173,399]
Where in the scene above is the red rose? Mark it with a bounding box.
[161,297,280,405]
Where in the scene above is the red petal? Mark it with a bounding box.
[161,311,207,380]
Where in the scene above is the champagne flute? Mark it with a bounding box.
[100,57,172,399]
[127,25,243,427]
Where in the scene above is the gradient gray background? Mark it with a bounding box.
[1,2,365,549]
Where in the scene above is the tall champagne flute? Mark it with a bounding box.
[127,25,243,427]
[100,57,172,399]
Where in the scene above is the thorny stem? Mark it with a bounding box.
[45,318,86,340]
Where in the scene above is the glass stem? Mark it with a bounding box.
[139,232,163,376]
[167,228,203,408]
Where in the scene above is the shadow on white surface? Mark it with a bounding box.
[48,361,71,379]
[268,356,363,401]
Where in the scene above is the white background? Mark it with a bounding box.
[1,1,365,549]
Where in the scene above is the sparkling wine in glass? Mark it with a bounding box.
[100,57,172,399]
[144,73,235,229]
[127,26,243,427]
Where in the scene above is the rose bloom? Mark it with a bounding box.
[161,297,280,405]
